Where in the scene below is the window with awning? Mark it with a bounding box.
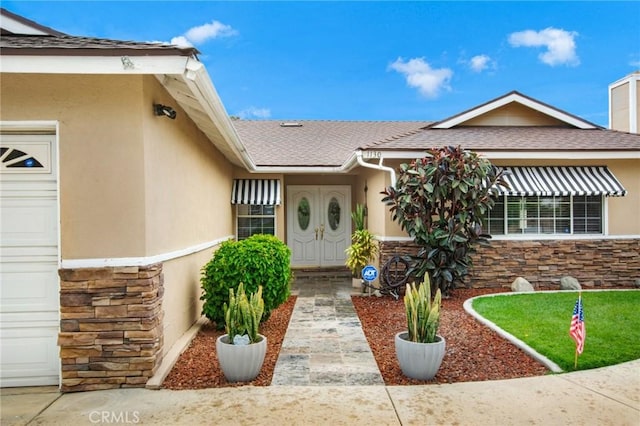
[231,179,281,205]
[231,179,281,240]
[485,166,626,236]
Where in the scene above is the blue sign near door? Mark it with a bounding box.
[361,265,378,282]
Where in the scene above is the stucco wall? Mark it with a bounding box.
[1,73,147,259]
[463,103,568,126]
[363,157,640,238]
[142,77,233,255]
[161,248,217,356]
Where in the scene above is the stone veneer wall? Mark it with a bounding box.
[379,238,639,289]
[58,264,164,392]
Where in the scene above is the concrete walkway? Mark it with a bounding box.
[3,360,639,425]
[2,277,639,425]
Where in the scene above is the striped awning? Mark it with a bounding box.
[498,166,627,197]
[231,179,281,205]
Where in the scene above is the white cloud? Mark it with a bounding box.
[237,107,271,119]
[508,27,579,66]
[389,57,453,98]
[469,54,492,72]
[184,20,238,44]
[170,36,193,48]
[164,20,238,47]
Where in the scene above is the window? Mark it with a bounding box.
[237,205,275,240]
[573,196,603,234]
[485,195,603,236]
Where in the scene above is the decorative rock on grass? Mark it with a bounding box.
[511,277,534,292]
[560,276,581,290]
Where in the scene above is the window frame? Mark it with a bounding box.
[484,194,607,239]
[235,204,277,241]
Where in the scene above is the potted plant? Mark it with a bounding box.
[215,282,267,382]
[394,274,446,380]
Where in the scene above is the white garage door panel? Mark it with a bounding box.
[0,197,57,247]
[0,326,59,387]
[1,134,59,388]
[0,262,59,314]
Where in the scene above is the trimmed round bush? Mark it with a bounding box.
[200,234,292,328]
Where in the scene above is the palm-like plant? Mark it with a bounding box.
[223,282,264,344]
[345,229,378,278]
[404,275,441,343]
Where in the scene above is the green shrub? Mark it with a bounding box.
[200,234,292,328]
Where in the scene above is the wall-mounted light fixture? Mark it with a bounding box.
[153,104,177,120]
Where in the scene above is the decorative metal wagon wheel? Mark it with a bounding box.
[382,255,411,291]
[361,255,411,299]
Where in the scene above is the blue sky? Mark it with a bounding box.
[4,1,640,126]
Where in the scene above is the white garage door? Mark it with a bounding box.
[0,134,59,387]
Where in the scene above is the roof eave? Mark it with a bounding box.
[0,52,252,169]
[362,149,640,160]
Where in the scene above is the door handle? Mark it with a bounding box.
[320,224,325,240]
[315,227,319,240]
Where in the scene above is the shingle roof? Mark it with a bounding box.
[232,120,432,166]
[364,126,640,152]
[0,34,198,57]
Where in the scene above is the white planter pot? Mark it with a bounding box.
[216,334,267,382]
[394,332,446,380]
[352,277,363,288]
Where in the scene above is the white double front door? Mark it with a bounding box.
[287,186,351,267]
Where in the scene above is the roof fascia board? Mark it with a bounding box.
[249,166,350,174]
[0,54,190,75]
[179,59,256,170]
[608,72,640,90]
[0,8,65,35]
[1,19,51,35]
[432,93,597,130]
[366,150,639,160]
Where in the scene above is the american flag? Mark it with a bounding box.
[569,296,585,355]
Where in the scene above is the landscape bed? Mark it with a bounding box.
[163,287,552,389]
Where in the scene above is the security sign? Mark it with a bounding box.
[361,265,378,283]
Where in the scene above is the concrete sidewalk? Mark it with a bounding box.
[2,359,639,425]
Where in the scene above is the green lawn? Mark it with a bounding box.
[471,290,640,371]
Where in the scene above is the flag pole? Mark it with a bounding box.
[574,291,582,370]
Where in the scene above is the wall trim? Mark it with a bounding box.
[60,235,234,269]
[377,234,639,243]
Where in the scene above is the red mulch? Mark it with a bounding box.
[162,287,549,389]
[352,287,549,385]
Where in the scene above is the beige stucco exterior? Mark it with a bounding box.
[1,74,234,260]
[1,73,236,358]
[359,157,640,239]
[463,103,569,127]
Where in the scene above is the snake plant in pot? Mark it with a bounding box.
[394,274,446,380]
[215,282,267,382]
